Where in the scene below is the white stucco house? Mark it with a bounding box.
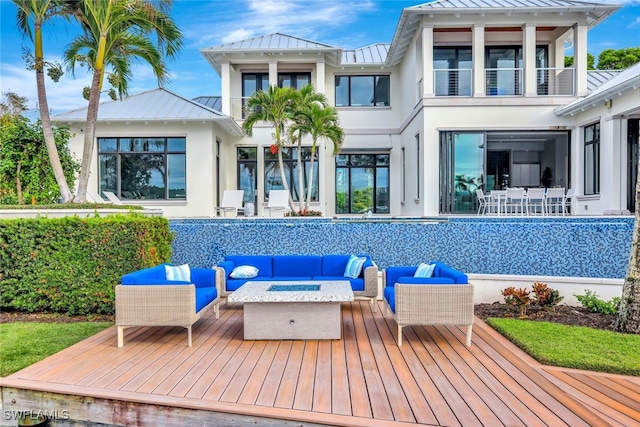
[53,0,640,218]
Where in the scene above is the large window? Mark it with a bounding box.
[242,73,269,97]
[98,137,186,200]
[584,122,600,195]
[278,73,310,90]
[264,147,318,202]
[336,154,390,214]
[237,147,257,206]
[434,47,472,96]
[485,46,547,96]
[335,75,390,107]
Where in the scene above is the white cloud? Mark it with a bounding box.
[221,28,255,44]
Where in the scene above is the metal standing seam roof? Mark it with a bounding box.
[201,33,343,74]
[556,62,640,116]
[52,88,244,136]
[192,96,222,111]
[587,70,622,93]
[386,0,622,66]
[341,44,390,65]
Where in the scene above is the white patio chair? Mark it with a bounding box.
[102,191,124,205]
[563,188,576,215]
[264,189,290,217]
[526,188,546,216]
[214,190,244,217]
[87,190,108,203]
[475,189,497,215]
[504,188,526,215]
[545,188,565,215]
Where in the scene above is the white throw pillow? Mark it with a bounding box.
[165,264,191,282]
[230,265,259,279]
[343,255,367,279]
[414,263,436,278]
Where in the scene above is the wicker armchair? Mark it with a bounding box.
[115,266,223,347]
[382,264,474,346]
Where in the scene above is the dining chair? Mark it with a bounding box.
[526,188,546,216]
[504,188,526,215]
[214,190,245,217]
[545,188,565,215]
[476,189,497,215]
[563,188,576,215]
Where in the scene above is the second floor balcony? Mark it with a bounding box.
[432,68,575,97]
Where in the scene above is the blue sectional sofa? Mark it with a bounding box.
[382,262,474,346]
[115,263,222,347]
[215,254,378,308]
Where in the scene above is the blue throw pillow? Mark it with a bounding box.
[230,265,259,279]
[344,255,366,279]
[414,262,435,278]
[165,264,191,282]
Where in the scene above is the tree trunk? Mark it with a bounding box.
[74,70,102,203]
[305,141,317,212]
[297,135,304,212]
[34,24,73,203]
[614,142,640,333]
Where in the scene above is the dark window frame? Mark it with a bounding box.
[97,136,186,200]
[335,153,390,214]
[335,75,390,107]
[584,122,600,195]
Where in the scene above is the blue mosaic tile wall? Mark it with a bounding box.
[169,217,634,279]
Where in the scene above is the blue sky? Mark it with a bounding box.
[1,0,639,115]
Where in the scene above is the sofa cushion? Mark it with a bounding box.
[230,265,259,279]
[273,255,322,277]
[321,255,351,276]
[195,287,217,312]
[226,278,249,292]
[397,277,455,285]
[384,266,418,288]
[225,255,273,277]
[271,276,314,282]
[414,263,435,278]
[344,255,366,278]
[165,264,191,282]
[121,265,165,284]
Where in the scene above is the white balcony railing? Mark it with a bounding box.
[230,97,250,120]
[536,67,575,96]
[434,69,473,97]
[485,68,523,96]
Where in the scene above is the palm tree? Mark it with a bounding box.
[242,85,298,210]
[14,0,74,202]
[64,0,182,202]
[289,85,343,212]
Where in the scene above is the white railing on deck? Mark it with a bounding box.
[434,69,473,96]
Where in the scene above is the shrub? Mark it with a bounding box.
[532,282,564,312]
[0,214,172,315]
[575,289,620,315]
[501,287,531,317]
[285,209,323,217]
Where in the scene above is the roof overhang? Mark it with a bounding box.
[386,2,622,67]
[555,74,640,117]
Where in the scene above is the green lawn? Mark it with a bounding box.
[487,318,640,376]
[0,322,112,377]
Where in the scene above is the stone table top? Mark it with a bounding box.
[227,280,354,303]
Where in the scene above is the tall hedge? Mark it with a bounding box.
[0,214,173,315]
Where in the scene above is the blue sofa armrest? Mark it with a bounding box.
[217,260,234,279]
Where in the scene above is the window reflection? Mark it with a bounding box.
[335,153,390,214]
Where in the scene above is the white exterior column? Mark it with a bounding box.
[573,23,588,96]
[554,36,564,70]
[220,62,231,116]
[269,61,278,87]
[523,23,537,97]
[422,25,434,97]
[472,24,485,97]
[315,60,326,94]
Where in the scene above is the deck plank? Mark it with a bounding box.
[2,301,639,427]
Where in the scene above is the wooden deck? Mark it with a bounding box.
[1,301,639,426]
